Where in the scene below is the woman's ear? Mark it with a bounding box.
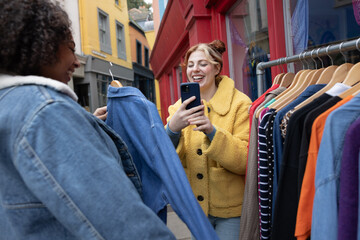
[216,64,221,75]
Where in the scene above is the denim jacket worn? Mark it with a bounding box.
[106,86,219,240]
[0,75,175,240]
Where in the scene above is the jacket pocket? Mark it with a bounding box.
[209,167,244,208]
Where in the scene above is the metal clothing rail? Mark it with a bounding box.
[256,37,360,96]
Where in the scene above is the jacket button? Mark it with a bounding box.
[197,195,204,201]
[207,107,211,113]
[197,173,203,179]
[197,149,202,155]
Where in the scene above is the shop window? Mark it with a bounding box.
[226,0,271,101]
[74,81,90,112]
[96,74,112,107]
[116,21,126,60]
[98,9,112,54]
[135,75,155,103]
[288,0,360,71]
[308,0,360,48]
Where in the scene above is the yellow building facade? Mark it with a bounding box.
[79,0,132,69]
[76,0,134,111]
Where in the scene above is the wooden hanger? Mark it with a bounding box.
[308,68,324,84]
[339,39,360,90]
[337,62,360,98]
[270,53,308,103]
[275,69,319,111]
[315,65,338,84]
[268,52,314,111]
[110,80,123,87]
[272,59,285,85]
[329,63,354,85]
[273,73,286,85]
[339,81,360,99]
[272,73,280,85]
[279,72,295,88]
[277,69,306,96]
[293,63,353,111]
[341,61,360,86]
[255,69,308,118]
[275,67,326,112]
[272,70,313,109]
[255,49,320,115]
[351,84,360,96]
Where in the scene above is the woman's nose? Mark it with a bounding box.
[194,63,200,71]
[74,57,80,68]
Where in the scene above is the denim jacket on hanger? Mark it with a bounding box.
[106,86,219,240]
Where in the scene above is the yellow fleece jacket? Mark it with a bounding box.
[167,76,252,218]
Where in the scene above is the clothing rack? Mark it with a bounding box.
[256,37,360,97]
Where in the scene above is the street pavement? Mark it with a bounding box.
[166,205,191,240]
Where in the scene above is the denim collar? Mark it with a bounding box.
[107,85,144,98]
[0,74,78,101]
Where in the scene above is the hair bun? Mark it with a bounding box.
[209,40,226,54]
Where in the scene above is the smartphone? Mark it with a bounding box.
[180,82,201,110]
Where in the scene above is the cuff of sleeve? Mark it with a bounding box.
[166,122,181,136]
[206,126,216,141]
[166,122,181,148]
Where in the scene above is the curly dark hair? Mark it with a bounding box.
[0,0,73,76]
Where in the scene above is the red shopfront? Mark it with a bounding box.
[150,0,288,123]
[150,0,286,123]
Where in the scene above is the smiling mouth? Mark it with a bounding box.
[65,71,74,82]
[192,76,204,81]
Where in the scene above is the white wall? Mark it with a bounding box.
[58,0,82,55]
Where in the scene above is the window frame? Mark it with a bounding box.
[136,40,142,64]
[97,8,112,55]
[96,73,112,107]
[144,46,149,68]
[116,21,127,60]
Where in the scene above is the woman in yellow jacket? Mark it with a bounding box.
[165,40,252,240]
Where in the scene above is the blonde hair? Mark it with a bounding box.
[182,40,226,85]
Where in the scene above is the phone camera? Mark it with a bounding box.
[182,85,189,92]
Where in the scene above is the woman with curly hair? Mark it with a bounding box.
[0,0,175,239]
[166,40,252,240]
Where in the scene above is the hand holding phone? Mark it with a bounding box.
[180,82,201,110]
